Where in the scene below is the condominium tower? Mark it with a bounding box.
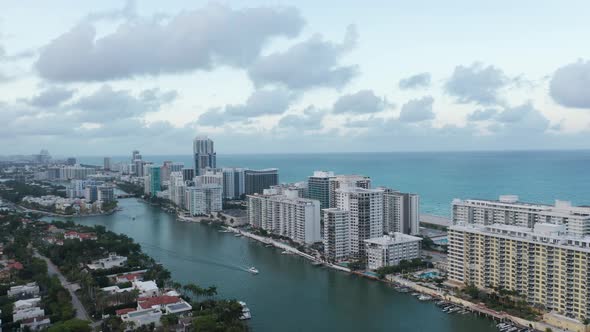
[382,188,420,235]
[244,169,279,195]
[193,136,216,176]
[448,222,590,322]
[452,195,590,236]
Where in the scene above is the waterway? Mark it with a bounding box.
[46,198,498,332]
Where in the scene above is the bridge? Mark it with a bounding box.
[116,193,135,198]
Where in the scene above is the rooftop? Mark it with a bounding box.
[364,233,422,246]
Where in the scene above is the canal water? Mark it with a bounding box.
[47,198,498,332]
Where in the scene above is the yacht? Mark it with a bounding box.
[248,267,259,274]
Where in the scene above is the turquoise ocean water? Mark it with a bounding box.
[79,150,590,217]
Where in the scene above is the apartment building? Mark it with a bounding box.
[448,222,590,322]
[452,195,590,236]
[323,208,350,262]
[364,233,422,270]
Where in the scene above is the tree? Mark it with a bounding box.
[47,319,92,332]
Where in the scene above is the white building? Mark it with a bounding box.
[381,188,420,235]
[364,233,422,270]
[169,172,186,208]
[335,188,383,258]
[222,167,246,200]
[323,208,350,262]
[186,184,223,216]
[452,195,590,236]
[247,191,321,244]
[87,254,128,270]
[13,307,45,322]
[7,283,40,298]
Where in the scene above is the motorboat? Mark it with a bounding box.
[248,267,259,274]
[238,301,252,320]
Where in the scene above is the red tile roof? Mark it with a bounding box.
[138,295,181,309]
[116,308,136,316]
[117,272,143,281]
[7,261,23,270]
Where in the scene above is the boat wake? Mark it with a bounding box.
[138,241,245,272]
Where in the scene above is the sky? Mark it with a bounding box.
[1,0,590,155]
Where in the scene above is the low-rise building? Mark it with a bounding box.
[87,254,127,270]
[64,231,97,241]
[7,283,40,298]
[364,233,422,270]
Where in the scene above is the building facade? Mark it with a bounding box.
[186,184,222,216]
[247,191,321,244]
[193,136,216,176]
[308,171,336,209]
[382,189,420,235]
[364,233,422,270]
[452,195,590,236]
[222,168,246,200]
[448,222,590,322]
[323,208,350,262]
[335,188,383,258]
[244,169,279,195]
[147,166,161,197]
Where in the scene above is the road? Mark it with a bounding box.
[34,251,91,321]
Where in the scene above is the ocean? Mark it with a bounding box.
[78,150,590,217]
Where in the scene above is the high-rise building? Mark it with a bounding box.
[160,161,173,183]
[103,157,112,170]
[66,157,77,166]
[193,136,216,176]
[323,208,350,262]
[382,188,420,235]
[59,165,97,180]
[245,169,279,195]
[448,222,590,322]
[247,190,321,244]
[186,184,222,216]
[222,168,246,200]
[452,195,590,237]
[84,185,98,202]
[308,171,336,209]
[132,150,141,162]
[147,166,161,196]
[169,172,186,208]
[365,233,422,270]
[97,185,115,203]
[195,170,223,187]
[181,168,195,182]
[335,187,383,258]
[134,159,145,177]
[170,162,184,173]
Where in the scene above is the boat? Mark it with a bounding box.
[311,261,323,266]
[238,301,252,320]
[281,250,292,255]
[418,295,432,301]
[247,267,259,274]
[234,234,242,237]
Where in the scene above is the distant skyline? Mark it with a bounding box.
[1,0,590,154]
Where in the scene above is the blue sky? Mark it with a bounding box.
[1,0,589,155]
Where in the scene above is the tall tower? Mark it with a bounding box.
[193,136,216,176]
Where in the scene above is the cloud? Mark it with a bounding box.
[549,60,590,109]
[278,106,325,130]
[492,102,549,133]
[248,25,359,90]
[199,88,294,126]
[35,4,305,82]
[72,85,177,122]
[445,62,507,105]
[332,89,391,114]
[398,72,431,90]
[86,0,138,22]
[467,108,498,121]
[398,96,435,122]
[28,87,76,108]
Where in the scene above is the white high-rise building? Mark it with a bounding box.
[323,208,350,262]
[97,185,115,203]
[247,191,321,244]
[381,188,420,235]
[452,195,590,236]
[335,188,383,258]
[195,170,223,187]
[169,172,186,208]
[186,184,222,216]
[364,233,422,270]
[222,168,246,200]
